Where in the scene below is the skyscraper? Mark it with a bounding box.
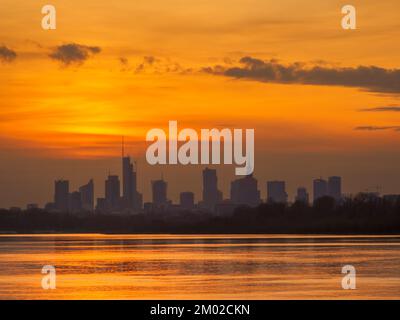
[202,168,222,211]
[152,179,168,207]
[267,181,287,203]
[328,176,342,201]
[105,175,120,211]
[68,191,82,213]
[122,149,143,212]
[180,192,195,210]
[54,179,69,212]
[79,179,94,212]
[313,178,328,202]
[230,175,261,207]
[295,187,309,204]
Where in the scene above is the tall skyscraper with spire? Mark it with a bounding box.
[121,137,143,212]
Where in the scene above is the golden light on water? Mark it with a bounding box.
[1,234,400,300]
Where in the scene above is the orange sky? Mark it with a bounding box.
[1,0,400,207]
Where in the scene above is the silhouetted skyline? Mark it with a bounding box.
[10,149,399,215]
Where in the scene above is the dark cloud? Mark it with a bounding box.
[133,56,192,75]
[135,56,158,73]
[204,56,400,94]
[49,43,101,66]
[118,57,131,72]
[359,106,400,112]
[355,126,400,131]
[119,57,129,66]
[0,46,17,63]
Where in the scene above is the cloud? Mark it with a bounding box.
[49,43,101,66]
[355,126,400,131]
[0,46,17,63]
[118,56,131,71]
[204,56,400,94]
[359,106,400,112]
[132,56,192,75]
[119,57,129,66]
[135,56,158,73]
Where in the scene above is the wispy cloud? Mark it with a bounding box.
[0,45,17,63]
[119,55,192,75]
[134,56,157,73]
[359,106,400,112]
[49,43,101,66]
[118,56,131,72]
[204,56,400,94]
[355,126,400,132]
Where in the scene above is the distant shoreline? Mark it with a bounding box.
[1,196,400,235]
[1,231,400,236]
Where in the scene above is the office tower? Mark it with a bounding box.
[180,192,195,210]
[122,151,143,212]
[295,187,309,204]
[105,175,120,211]
[267,181,287,203]
[68,191,82,213]
[54,179,69,212]
[79,179,94,211]
[230,175,261,207]
[152,179,167,207]
[328,176,342,201]
[313,178,328,202]
[202,168,222,211]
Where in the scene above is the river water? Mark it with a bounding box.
[0,234,399,299]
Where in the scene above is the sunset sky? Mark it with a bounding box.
[1,0,400,207]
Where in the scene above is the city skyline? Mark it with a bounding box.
[12,171,348,213]
[3,148,396,210]
[6,148,387,213]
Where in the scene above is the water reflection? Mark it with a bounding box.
[0,234,399,299]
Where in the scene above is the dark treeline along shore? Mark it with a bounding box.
[1,195,400,234]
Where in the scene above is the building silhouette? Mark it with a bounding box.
[328,176,342,201]
[267,181,287,203]
[230,175,261,207]
[68,191,82,213]
[313,178,328,202]
[122,154,142,212]
[202,168,222,211]
[105,175,120,211]
[54,180,69,212]
[295,187,309,204]
[79,179,94,212]
[96,197,107,212]
[152,179,168,207]
[180,192,195,210]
